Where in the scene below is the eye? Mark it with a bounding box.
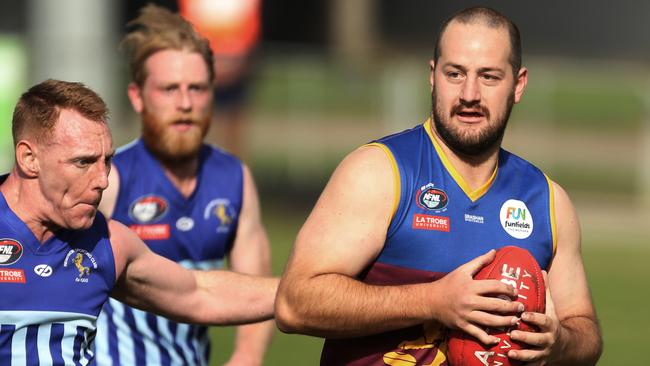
[74,158,93,168]
[447,71,462,79]
[481,73,502,82]
[189,84,209,93]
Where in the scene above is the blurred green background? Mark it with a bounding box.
[1,1,649,365]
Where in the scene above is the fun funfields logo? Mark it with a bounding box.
[500,199,533,239]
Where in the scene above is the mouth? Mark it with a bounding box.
[171,119,195,132]
[453,108,487,123]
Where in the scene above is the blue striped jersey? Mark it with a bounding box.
[0,190,116,366]
[95,139,243,366]
[321,120,556,365]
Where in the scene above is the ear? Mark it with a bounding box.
[513,67,528,104]
[15,140,39,178]
[127,82,144,114]
[429,60,436,92]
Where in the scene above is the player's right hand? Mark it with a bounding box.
[430,249,524,345]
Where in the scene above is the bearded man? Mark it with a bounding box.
[275,6,602,366]
[94,5,272,366]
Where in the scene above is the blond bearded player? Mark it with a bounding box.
[94,5,273,366]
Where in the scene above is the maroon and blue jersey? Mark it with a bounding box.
[321,121,556,365]
[0,188,116,366]
[95,139,243,366]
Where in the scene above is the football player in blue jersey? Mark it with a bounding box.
[276,6,602,366]
[0,79,277,365]
[94,5,273,366]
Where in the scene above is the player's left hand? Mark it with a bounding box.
[507,271,561,365]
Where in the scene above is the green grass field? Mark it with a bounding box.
[205,206,649,365]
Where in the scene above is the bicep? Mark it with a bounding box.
[285,146,396,279]
[229,164,271,275]
[547,182,596,320]
[108,220,200,319]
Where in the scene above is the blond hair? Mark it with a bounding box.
[121,4,214,86]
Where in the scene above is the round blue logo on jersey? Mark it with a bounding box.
[129,195,169,223]
[0,239,23,265]
[416,184,448,211]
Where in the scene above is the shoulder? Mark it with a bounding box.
[203,143,243,166]
[112,139,142,165]
[107,218,146,276]
[322,145,396,206]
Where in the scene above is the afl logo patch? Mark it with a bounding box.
[129,195,168,224]
[416,183,448,211]
[0,239,23,265]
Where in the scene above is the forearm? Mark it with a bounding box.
[194,270,278,326]
[550,315,602,365]
[276,273,435,338]
[227,321,275,366]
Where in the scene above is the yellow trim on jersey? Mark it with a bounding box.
[545,174,558,255]
[363,142,400,222]
[423,119,497,202]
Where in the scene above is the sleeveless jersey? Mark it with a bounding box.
[0,190,116,366]
[95,139,243,366]
[320,121,556,365]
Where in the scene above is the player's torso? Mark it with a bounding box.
[321,122,555,366]
[111,140,243,267]
[0,193,115,365]
[95,140,243,366]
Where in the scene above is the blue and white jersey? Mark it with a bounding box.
[321,120,556,365]
[0,190,116,366]
[95,139,243,366]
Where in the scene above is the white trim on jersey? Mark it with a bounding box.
[0,310,97,365]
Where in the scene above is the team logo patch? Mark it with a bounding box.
[204,199,237,233]
[0,239,23,265]
[34,264,53,278]
[176,217,194,232]
[416,183,448,211]
[0,268,25,283]
[129,195,169,224]
[412,214,450,232]
[64,249,98,283]
[500,199,534,239]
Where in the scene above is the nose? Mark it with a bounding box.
[177,88,192,112]
[93,162,110,191]
[460,76,481,104]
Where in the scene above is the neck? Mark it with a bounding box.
[430,125,500,191]
[159,156,200,198]
[0,171,58,243]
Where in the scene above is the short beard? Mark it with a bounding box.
[432,89,514,157]
[141,108,210,165]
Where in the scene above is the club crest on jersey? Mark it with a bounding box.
[0,238,23,265]
[416,183,448,212]
[500,199,534,239]
[204,198,237,233]
[64,249,98,283]
[129,195,169,223]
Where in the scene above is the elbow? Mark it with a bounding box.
[274,284,309,334]
[274,292,300,333]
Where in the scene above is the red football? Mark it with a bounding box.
[447,246,545,366]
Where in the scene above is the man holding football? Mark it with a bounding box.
[276,6,602,365]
